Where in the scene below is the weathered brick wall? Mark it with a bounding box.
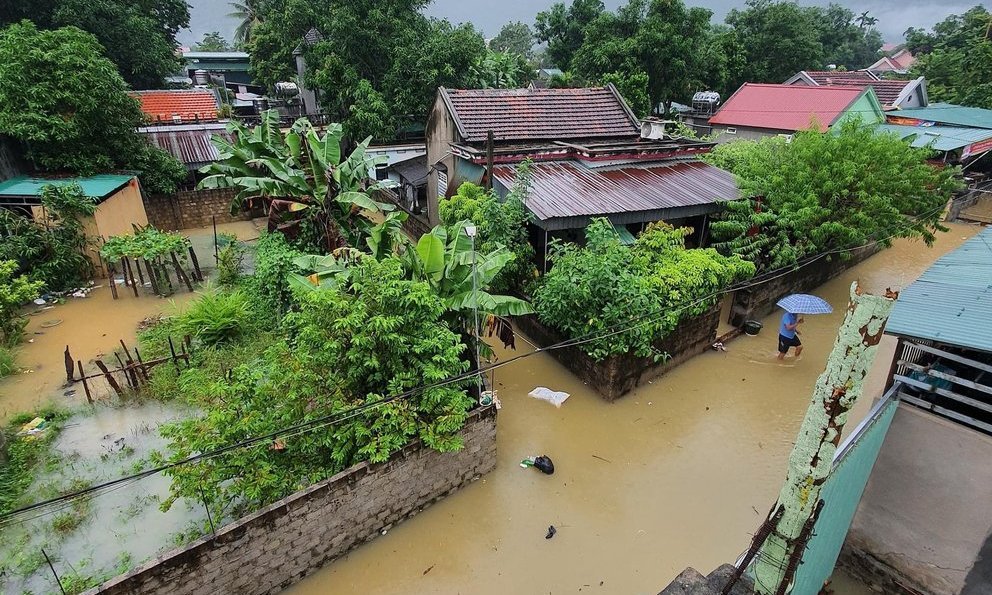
[515,304,722,401]
[143,189,251,231]
[728,245,881,327]
[87,407,497,595]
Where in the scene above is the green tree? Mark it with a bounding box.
[807,4,883,70]
[908,7,992,109]
[534,0,606,70]
[490,21,535,58]
[158,257,474,517]
[469,51,533,89]
[704,121,963,271]
[0,260,44,347]
[724,0,825,86]
[0,22,186,194]
[0,0,189,88]
[602,71,651,117]
[195,31,232,52]
[229,0,264,47]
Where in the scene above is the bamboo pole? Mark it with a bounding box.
[144,258,160,296]
[125,258,139,297]
[188,245,203,282]
[752,283,898,594]
[95,360,123,397]
[171,251,194,292]
[77,361,92,403]
[64,346,74,383]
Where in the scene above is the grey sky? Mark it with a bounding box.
[180,0,976,48]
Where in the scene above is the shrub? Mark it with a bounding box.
[0,259,44,347]
[245,233,302,319]
[178,288,253,347]
[216,233,245,286]
[533,219,755,360]
[0,345,17,378]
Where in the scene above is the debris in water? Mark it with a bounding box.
[423,565,435,576]
[33,298,47,305]
[591,454,612,464]
[545,525,556,539]
[712,341,727,352]
[520,455,555,474]
[528,386,570,407]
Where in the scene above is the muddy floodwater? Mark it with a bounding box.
[288,224,980,595]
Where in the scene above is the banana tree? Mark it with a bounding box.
[197,110,398,252]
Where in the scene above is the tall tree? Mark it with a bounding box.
[724,0,824,86]
[0,0,189,89]
[195,31,232,52]
[908,7,992,109]
[0,22,186,194]
[229,0,264,47]
[490,21,535,59]
[534,0,605,70]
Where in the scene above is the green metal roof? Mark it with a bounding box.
[0,175,133,200]
[876,123,992,152]
[886,227,992,353]
[892,103,992,129]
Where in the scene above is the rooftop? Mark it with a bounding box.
[709,84,873,132]
[182,51,250,60]
[876,123,992,154]
[0,175,134,201]
[492,160,737,230]
[802,70,879,84]
[889,103,992,130]
[130,89,220,124]
[137,123,234,169]
[439,86,640,143]
[886,227,992,353]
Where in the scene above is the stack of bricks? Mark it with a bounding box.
[86,407,498,595]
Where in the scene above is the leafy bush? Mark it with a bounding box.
[216,233,245,286]
[534,219,755,360]
[0,184,96,291]
[156,257,473,518]
[704,121,963,271]
[439,164,537,294]
[177,288,253,347]
[0,259,44,347]
[245,233,303,319]
[0,346,17,378]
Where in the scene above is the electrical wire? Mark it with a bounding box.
[0,197,960,527]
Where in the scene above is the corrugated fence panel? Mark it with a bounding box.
[790,388,900,595]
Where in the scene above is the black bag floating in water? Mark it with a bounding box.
[534,455,555,475]
[545,525,556,539]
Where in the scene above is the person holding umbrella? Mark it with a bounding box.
[775,294,833,360]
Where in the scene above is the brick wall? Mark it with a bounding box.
[143,188,252,231]
[727,245,881,327]
[515,304,722,401]
[87,407,497,595]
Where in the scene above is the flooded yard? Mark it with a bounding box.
[287,224,980,595]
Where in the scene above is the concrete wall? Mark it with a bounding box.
[728,245,880,327]
[710,125,788,144]
[87,406,497,595]
[840,404,992,595]
[515,304,722,401]
[425,93,458,226]
[144,188,250,231]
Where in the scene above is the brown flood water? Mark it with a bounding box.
[288,224,981,595]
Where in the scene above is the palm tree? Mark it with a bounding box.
[229,0,263,47]
[856,11,878,29]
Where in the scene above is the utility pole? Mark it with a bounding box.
[751,282,898,594]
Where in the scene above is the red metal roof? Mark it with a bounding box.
[137,123,233,169]
[709,84,866,132]
[441,86,640,143]
[492,160,737,229]
[130,90,220,123]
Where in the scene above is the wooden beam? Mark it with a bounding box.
[906,341,992,375]
[899,392,992,434]
[893,374,992,415]
[899,361,992,396]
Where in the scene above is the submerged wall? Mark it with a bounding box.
[87,406,498,595]
[143,188,251,231]
[839,404,992,595]
[515,304,721,401]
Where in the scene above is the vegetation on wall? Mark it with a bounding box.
[0,184,97,292]
[704,121,963,271]
[0,22,187,194]
[534,219,755,360]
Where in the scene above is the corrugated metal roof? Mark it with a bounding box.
[886,227,992,353]
[709,84,869,132]
[876,124,992,152]
[492,160,737,230]
[442,86,640,143]
[390,154,428,185]
[0,175,134,200]
[137,123,233,169]
[892,103,992,129]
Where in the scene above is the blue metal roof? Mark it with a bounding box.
[886,227,992,352]
[892,103,992,129]
[876,123,992,152]
[0,175,133,199]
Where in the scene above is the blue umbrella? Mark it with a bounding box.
[777,294,833,315]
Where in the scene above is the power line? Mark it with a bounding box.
[0,199,956,527]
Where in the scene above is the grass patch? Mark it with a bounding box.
[0,407,70,515]
[0,345,17,378]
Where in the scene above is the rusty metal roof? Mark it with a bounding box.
[137,123,233,169]
[493,160,738,230]
[440,85,640,143]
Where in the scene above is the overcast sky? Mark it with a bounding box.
[180,0,977,48]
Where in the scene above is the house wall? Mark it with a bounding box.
[710,125,790,144]
[835,94,885,127]
[426,94,459,227]
[143,188,249,231]
[840,404,992,595]
[85,181,149,277]
[87,407,498,595]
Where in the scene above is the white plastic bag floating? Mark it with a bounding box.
[528,386,570,408]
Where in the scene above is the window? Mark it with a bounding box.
[726,127,737,134]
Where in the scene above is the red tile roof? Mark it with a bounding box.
[130,90,220,123]
[492,160,736,229]
[812,78,911,106]
[709,84,867,132]
[804,70,877,85]
[441,86,640,143]
[137,123,233,169]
